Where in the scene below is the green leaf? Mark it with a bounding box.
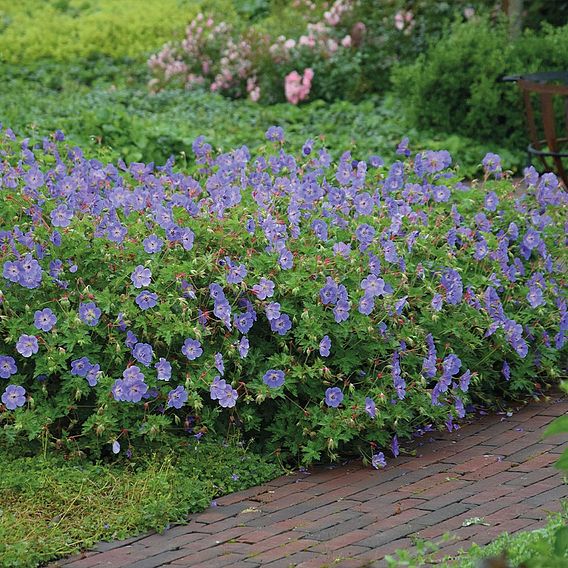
[553,526,568,556]
[544,416,568,437]
[554,451,568,471]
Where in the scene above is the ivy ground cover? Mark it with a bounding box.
[0,126,566,465]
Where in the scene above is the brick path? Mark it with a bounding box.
[53,393,568,568]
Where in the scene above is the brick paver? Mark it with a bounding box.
[52,393,567,568]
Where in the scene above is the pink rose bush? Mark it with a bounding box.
[148,1,361,103]
[284,68,314,104]
[148,1,492,104]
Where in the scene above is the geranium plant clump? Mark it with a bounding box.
[0,125,566,465]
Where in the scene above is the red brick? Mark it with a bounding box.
[354,537,415,563]
[365,508,428,531]
[247,538,319,563]
[308,529,372,553]
[451,455,501,474]
[52,396,567,568]
[245,532,308,555]
[462,460,513,481]
[511,452,560,472]
[462,484,516,505]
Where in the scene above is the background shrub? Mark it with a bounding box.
[391,17,568,151]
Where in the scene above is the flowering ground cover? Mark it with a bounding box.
[1,126,566,467]
[0,58,519,177]
[0,2,567,565]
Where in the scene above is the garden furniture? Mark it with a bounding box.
[502,71,568,186]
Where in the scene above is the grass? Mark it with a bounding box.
[0,441,282,568]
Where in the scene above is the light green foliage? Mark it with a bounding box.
[386,510,568,567]
[0,0,197,62]
[544,381,568,471]
[0,443,281,567]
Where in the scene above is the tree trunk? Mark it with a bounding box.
[507,0,524,39]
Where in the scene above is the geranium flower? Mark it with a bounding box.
[182,338,203,360]
[16,334,39,358]
[135,291,158,310]
[132,343,154,367]
[372,452,386,469]
[34,308,57,332]
[142,234,163,254]
[131,266,152,288]
[2,384,26,410]
[365,397,376,418]
[155,358,172,381]
[319,336,331,357]
[71,357,92,377]
[324,387,343,408]
[263,369,285,388]
[79,302,101,326]
[0,356,17,379]
[167,385,188,409]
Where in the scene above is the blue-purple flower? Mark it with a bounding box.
[167,385,188,409]
[182,338,203,360]
[319,335,331,357]
[50,205,73,228]
[333,301,351,323]
[526,286,545,308]
[210,376,238,408]
[234,312,254,334]
[143,234,163,254]
[432,185,450,203]
[270,314,292,335]
[278,250,293,270]
[0,356,17,379]
[71,357,92,377]
[34,308,57,332]
[263,369,285,388]
[252,278,275,300]
[2,384,26,410]
[365,397,376,418]
[238,336,249,358]
[215,352,225,375]
[16,334,39,358]
[392,352,406,400]
[86,364,100,386]
[324,387,343,408]
[79,302,101,326]
[371,452,386,469]
[391,436,399,458]
[131,266,152,288]
[265,126,284,142]
[482,153,502,175]
[226,260,247,284]
[135,291,158,310]
[265,302,281,320]
[132,343,154,367]
[484,191,499,212]
[155,358,172,381]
